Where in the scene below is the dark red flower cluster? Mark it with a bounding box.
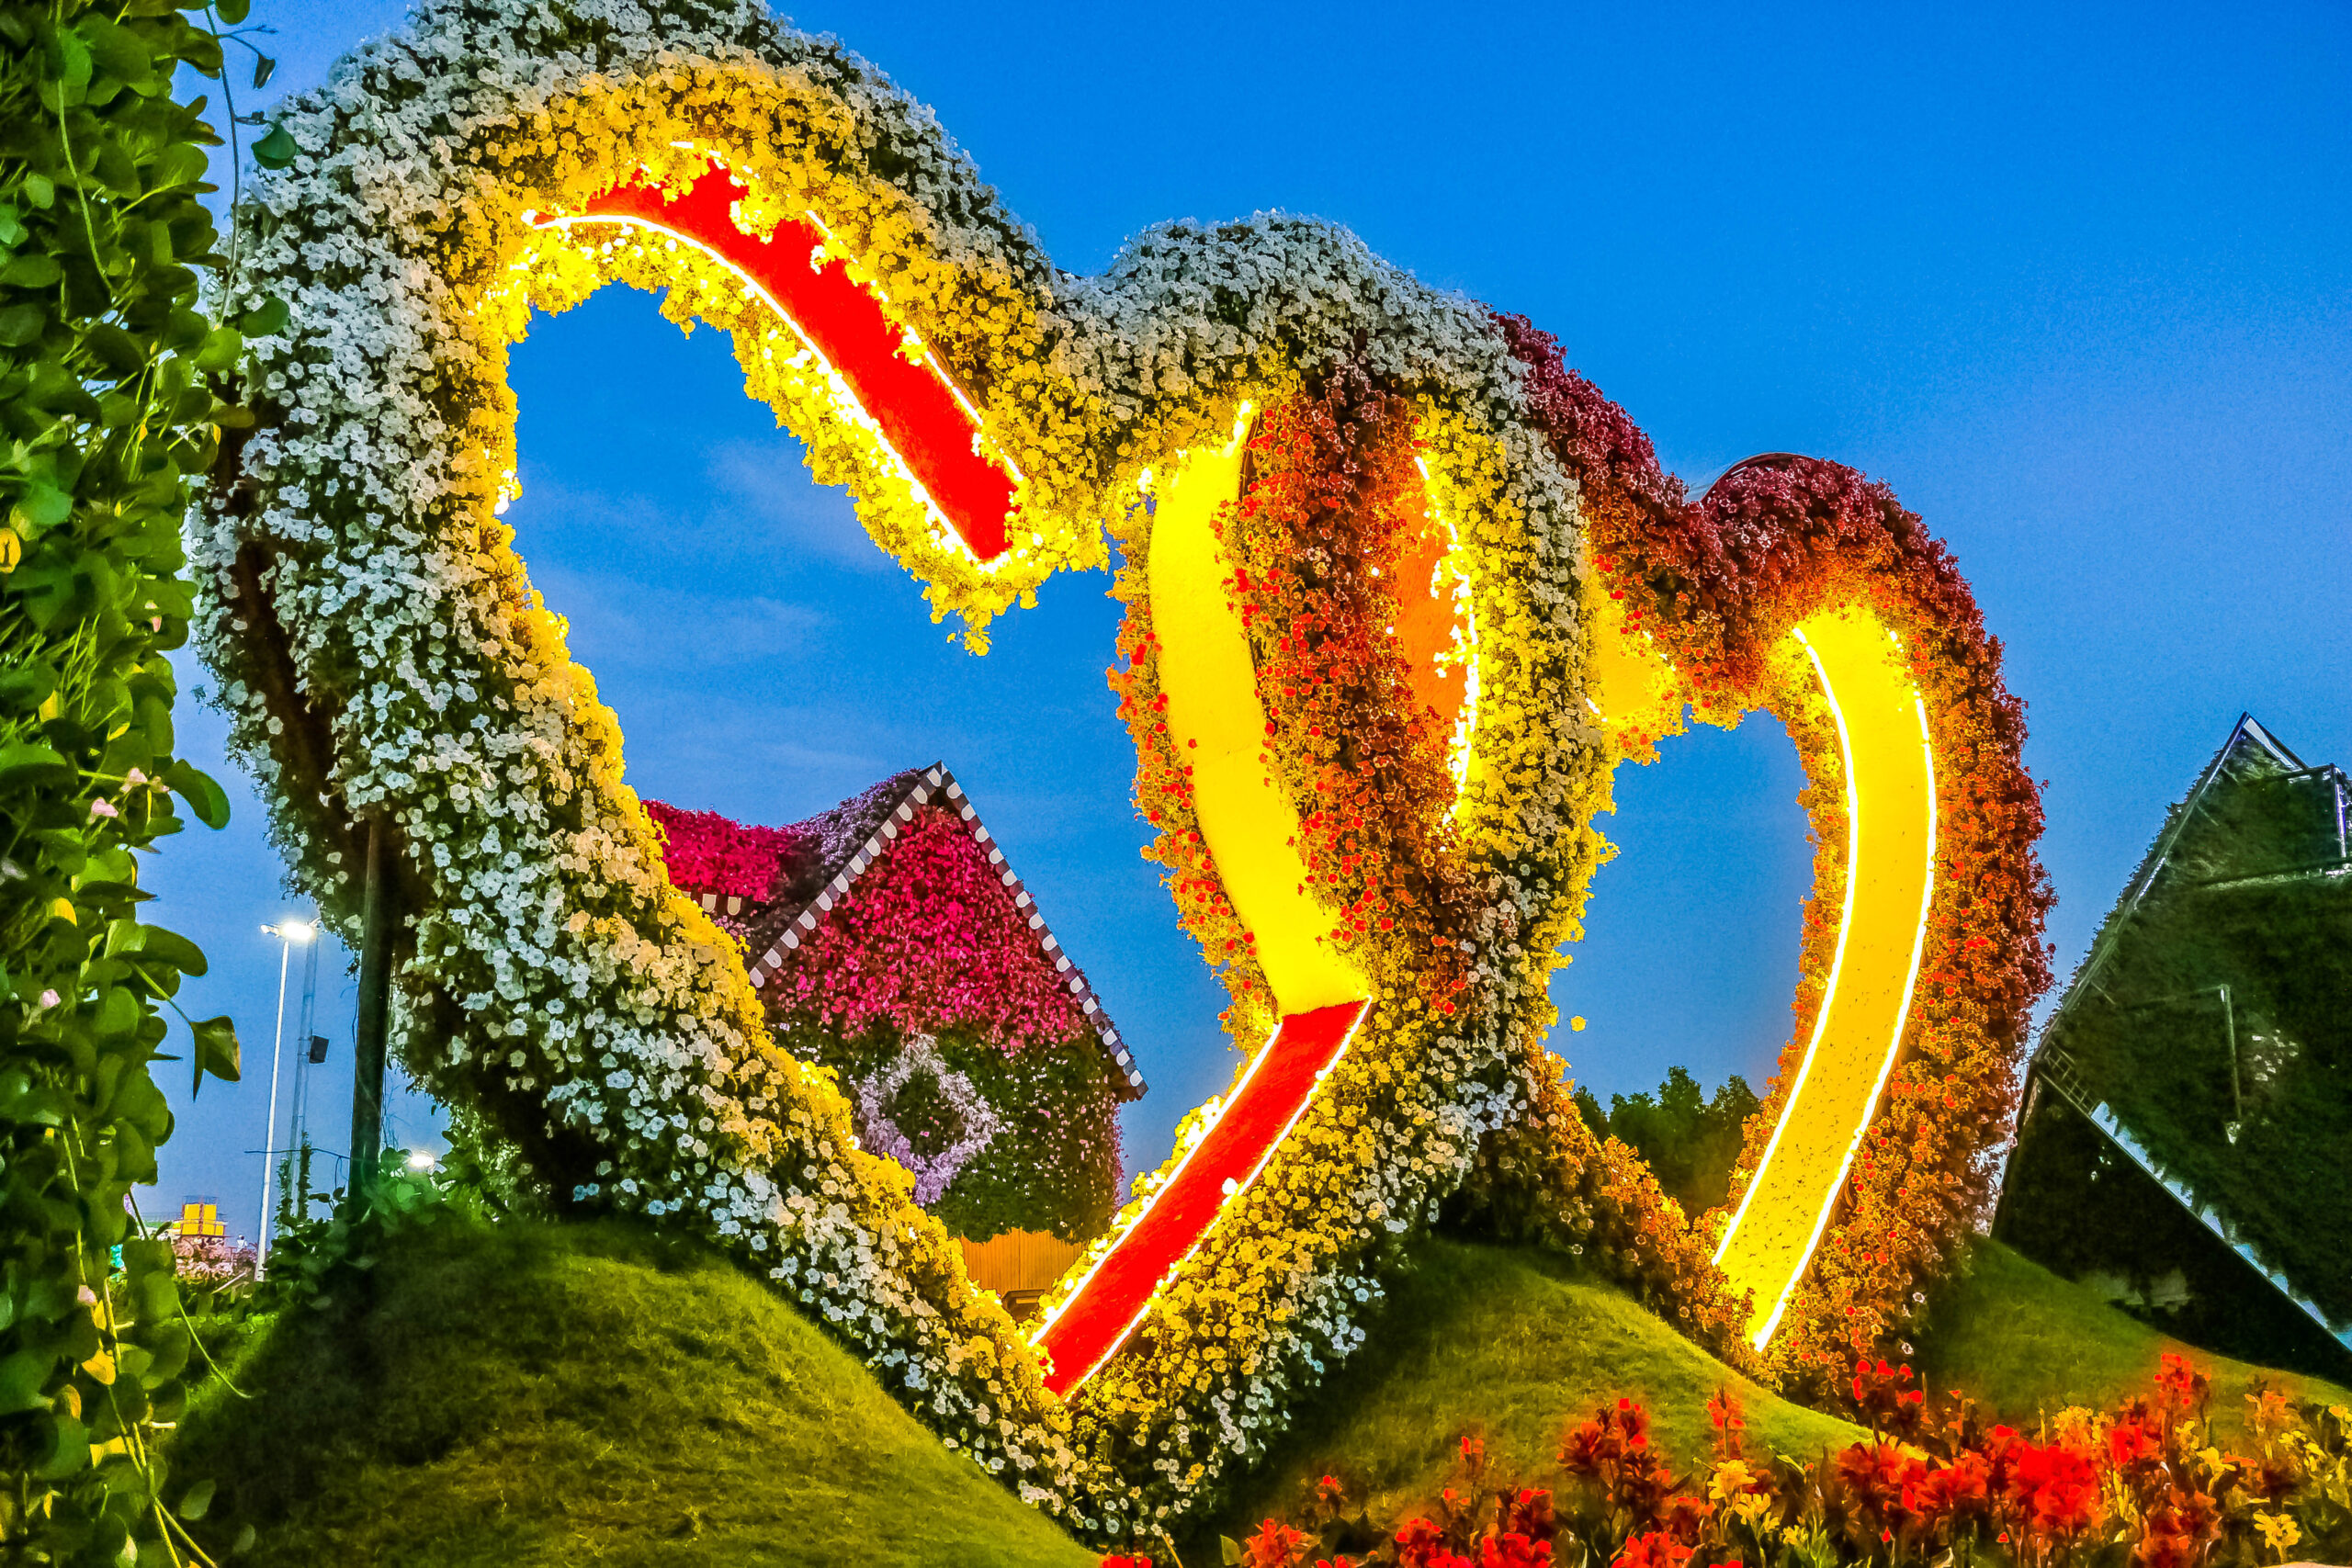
[644,798,806,899]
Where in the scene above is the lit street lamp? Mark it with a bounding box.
[257,918,318,1276]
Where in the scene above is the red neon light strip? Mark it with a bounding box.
[555,161,1016,561]
[1031,998,1365,1397]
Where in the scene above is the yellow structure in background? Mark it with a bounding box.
[176,1201,225,1239]
[1148,419,1369,1017]
[1709,609,1937,1350]
[961,1229,1083,1314]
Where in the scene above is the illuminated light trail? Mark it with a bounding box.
[534,158,1018,561]
[1030,999,1365,1397]
[1706,609,1939,1350]
[1030,426,1389,1395]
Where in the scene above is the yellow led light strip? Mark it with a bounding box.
[1147,412,1370,1016]
[1708,609,1939,1350]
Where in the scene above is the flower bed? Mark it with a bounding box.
[1163,1354,2351,1568]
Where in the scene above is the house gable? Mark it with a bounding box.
[648,764,1146,1098]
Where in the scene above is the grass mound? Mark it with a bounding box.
[169,1218,1093,1568]
[1200,1236,1864,1545]
[1197,1233,2352,1551]
[167,1214,2347,1566]
[1918,1237,2352,1422]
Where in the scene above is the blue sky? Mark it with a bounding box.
[154,0,2351,1242]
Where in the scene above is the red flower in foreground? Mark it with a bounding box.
[2154,1352,2211,1416]
[1505,1488,1556,1540]
[1614,1530,1694,1568]
[1396,1517,1467,1568]
[2008,1438,2105,1540]
[1481,1533,1554,1567]
[1239,1518,1310,1568]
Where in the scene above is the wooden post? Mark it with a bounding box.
[349,817,396,1201]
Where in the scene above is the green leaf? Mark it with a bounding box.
[190,1015,239,1095]
[251,125,297,171]
[0,741,74,790]
[1222,1536,1243,1565]
[83,322,146,378]
[176,1478,214,1521]
[133,1270,176,1327]
[33,1414,87,1480]
[15,479,72,530]
[162,760,229,829]
[0,1347,52,1413]
[236,296,289,338]
[216,0,251,21]
[44,26,92,92]
[0,303,43,345]
[133,925,207,977]
[0,253,62,288]
[74,15,149,87]
[193,326,243,372]
[0,662,60,716]
[23,174,51,209]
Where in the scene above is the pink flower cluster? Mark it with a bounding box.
[764,807,1089,1052]
[646,799,806,899]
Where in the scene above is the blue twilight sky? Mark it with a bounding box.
[150,0,2351,1243]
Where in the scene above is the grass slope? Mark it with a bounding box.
[1919,1238,2352,1424]
[170,1219,1093,1568]
[1201,1236,1864,1546]
[1200,1234,2352,1551]
[169,1218,2347,1566]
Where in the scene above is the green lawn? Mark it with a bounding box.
[169,1217,2348,1566]
[1198,1236,1864,1548]
[1195,1233,2352,1551]
[1917,1237,2352,1427]
[169,1219,1095,1568]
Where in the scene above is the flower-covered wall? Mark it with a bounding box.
[652,793,1129,1246]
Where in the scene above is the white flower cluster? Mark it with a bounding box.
[191,0,1609,1538]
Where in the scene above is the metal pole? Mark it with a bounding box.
[350,818,396,1201]
[290,935,320,1214]
[256,933,291,1276]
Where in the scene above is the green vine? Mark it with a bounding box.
[0,0,265,1557]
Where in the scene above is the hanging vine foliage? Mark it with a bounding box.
[0,0,255,1556]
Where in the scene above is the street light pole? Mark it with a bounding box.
[350,818,397,1201]
[256,919,316,1277]
[288,932,321,1217]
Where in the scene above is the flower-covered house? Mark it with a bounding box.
[649,765,1144,1310]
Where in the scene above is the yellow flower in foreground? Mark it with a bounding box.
[2254,1510,2301,1561]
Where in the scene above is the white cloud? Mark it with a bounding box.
[529,562,829,670]
[703,438,896,573]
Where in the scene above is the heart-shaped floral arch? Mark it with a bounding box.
[194,0,2049,1540]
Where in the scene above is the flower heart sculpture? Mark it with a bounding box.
[197,0,2048,1539]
